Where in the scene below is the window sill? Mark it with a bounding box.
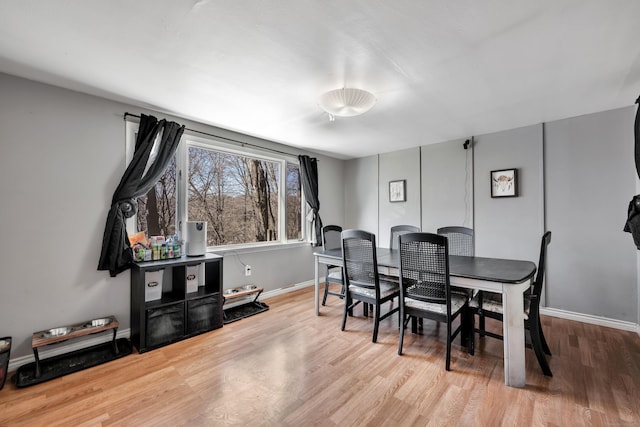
[207,241,311,256]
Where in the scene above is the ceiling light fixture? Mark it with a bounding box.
[318,88,377,118]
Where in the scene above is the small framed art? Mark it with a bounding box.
[491,169,518,198]
[389,180,406,202]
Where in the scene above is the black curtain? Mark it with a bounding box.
[98,114,185,276]
[624,95,640,249]
[298,155,323,246]
[635,95,640,180]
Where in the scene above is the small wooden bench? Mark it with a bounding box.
[222,286,263,301]
[31,315,119,378]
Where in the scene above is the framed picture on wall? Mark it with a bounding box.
[491,168,518,198]
[389,180,406,202]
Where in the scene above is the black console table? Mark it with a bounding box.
[130,253,224,352]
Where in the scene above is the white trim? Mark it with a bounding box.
[259,280,315,299]
[126,120,307,249]
[210,241,309,256]
[539,123,547,306]
[540,306,639,333]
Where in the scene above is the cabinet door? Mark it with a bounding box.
[145,302,185,349]
[187,296,222,334]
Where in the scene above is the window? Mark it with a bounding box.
[136,157,177,237]
[126,121,305,249]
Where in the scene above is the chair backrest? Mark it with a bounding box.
[398,232,450,308]
[530,231,552,305]
[390,225,421,249]
[322,225,342,251]
[341,229,379,290]
[437,226,474,256]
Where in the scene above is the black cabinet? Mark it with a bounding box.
[130,253,223,352]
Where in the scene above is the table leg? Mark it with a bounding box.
[501,280,529,387]
[314,256,320,316]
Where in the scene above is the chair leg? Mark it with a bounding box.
[538,317,552,356]
[528,316,552,377]
[363,303,374,317]
[322,281,330,306]
[372,302,381,343]
[467,309,475,356]
[398,313,406,355]
[341,293,350,331]
[478,292,486,337]
[411,316,418,333]
[445,320,452,371]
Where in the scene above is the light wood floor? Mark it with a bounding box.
[1,286,639,426]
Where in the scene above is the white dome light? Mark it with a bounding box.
[318,88,377,118]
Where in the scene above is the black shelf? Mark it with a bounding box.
[130,254,224,352]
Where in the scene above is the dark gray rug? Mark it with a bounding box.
[223,301,269,324]
[14,338,132,388]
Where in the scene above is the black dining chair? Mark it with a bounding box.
[397,232,471,370]
[390,225,420,250]
[469,231,553,376]
[437,226,475,299]
[436,226,474,256]
[321,225,345,306]
[341,229,400,343]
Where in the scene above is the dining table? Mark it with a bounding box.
[313,247,537,388]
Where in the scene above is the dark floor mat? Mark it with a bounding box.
[13,338,132,388]
[223,301,269,324]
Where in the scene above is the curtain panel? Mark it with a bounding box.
[624,95,640,249]
[98,114,185,276]
[299,155,323,246]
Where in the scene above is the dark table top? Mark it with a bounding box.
[314,247,536,284]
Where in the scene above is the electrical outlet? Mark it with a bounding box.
[245,265,252,276]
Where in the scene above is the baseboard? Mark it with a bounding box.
[16,282,632,373]
[8,328,132,373]
[222,280,315,309]
[259,280,315,299]
[540,306,639,334]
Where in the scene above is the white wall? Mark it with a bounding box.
[473,124,544,263]
[545,107,637,322]
[421,138,473,233]
[0,73,343,359]
[2,70,637,365]
[347,109,638,325]
[378,147,421,247]
[344,155,379,234]
[0,74,131,360]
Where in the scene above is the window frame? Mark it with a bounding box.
[125,120,308,252]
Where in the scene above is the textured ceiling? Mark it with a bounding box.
[1,0,640,159]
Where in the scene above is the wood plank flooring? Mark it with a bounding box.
[1,286,639,426]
